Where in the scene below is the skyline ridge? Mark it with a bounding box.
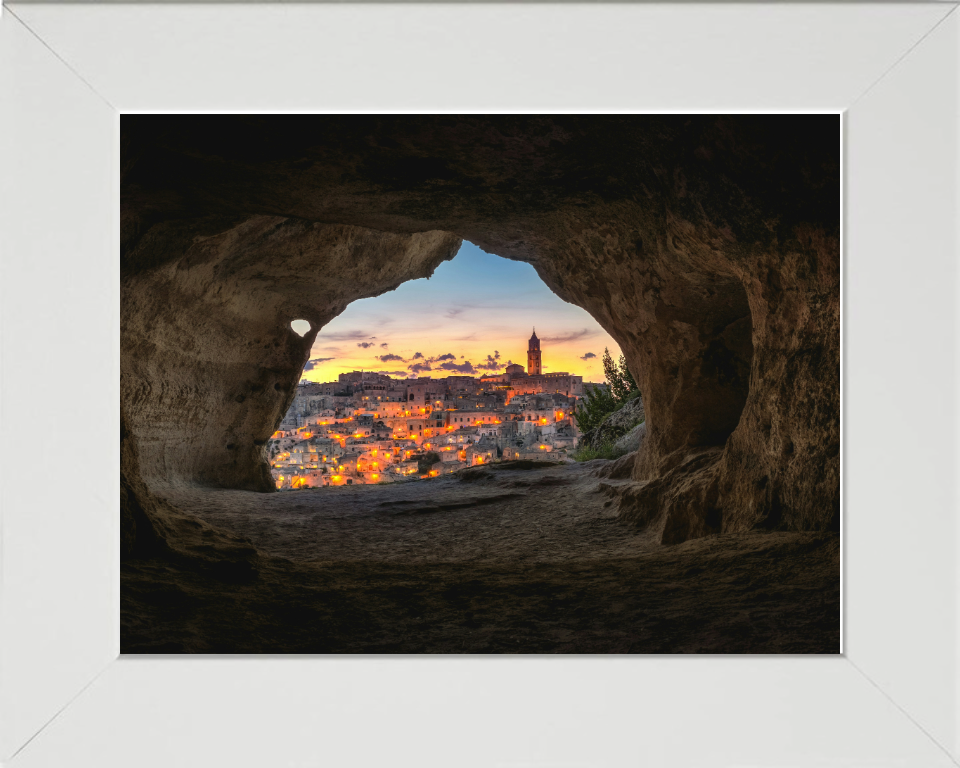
[300,241,621,384]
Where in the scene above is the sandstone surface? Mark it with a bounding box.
[124,461,839,653]
[613,422,647,456]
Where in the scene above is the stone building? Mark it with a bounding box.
[405,378,446,407]
[510,372,583,398]
[445,410,503,428]
[271,327,588,488]
[527,328,542,375]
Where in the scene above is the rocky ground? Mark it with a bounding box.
[122,460,840,654]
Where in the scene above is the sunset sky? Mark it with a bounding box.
[302,241,620,385]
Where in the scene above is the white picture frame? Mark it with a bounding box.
[1,3,957,766]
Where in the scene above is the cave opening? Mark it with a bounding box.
[271,239,625,488]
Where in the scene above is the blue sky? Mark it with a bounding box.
[304,241,619,383]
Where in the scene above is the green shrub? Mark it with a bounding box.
[603,348,639,402]
[575,348,642,432]
[574,384,618,433]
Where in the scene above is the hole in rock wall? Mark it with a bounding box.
[687,279,754,447]
[290,319,311,337]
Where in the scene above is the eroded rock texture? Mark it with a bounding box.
[124,462,839,653]
[121,115,839,555]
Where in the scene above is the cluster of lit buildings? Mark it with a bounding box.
[268,330,586,490]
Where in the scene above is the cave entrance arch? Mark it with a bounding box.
[280,239,635,484]
[121,115,840,555]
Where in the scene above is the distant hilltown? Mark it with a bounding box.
[269,329,606,489]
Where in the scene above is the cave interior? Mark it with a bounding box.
[120,115,840,653]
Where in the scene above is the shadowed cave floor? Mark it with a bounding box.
[122,461,840,653]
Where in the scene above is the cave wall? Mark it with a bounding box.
[123,215,461,490]
[121,115,839,552]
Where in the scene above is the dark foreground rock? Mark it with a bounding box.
[614,422,647,455]
[123,461,839,654]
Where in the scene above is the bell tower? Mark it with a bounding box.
[527,328,542,375]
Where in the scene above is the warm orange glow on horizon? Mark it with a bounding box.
[299,244,619,386]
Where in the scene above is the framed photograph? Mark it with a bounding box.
[1,3,957,766]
